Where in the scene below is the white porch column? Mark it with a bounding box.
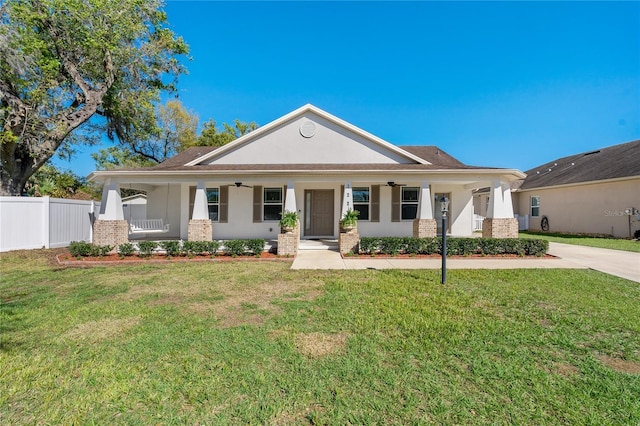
[417,181,434,219]
[192,181,209,220]
[341,181,353,216]
[487,180,508,218]
[501,182,515,218]
[99,179,124,220]
[483,180,518,238]
[284,181,297,213]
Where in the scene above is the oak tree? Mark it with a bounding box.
[0,0,188,195]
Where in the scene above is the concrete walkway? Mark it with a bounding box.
[291,242,640,283]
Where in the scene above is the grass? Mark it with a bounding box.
[1,249,639,424]
[521,231,640,253]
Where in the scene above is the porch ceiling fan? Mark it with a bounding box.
[234,182,253,188]
[220,182,253,188]
[387,181,407,187]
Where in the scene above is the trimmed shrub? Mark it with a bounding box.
[224,239,246,256]
[92,245,113,257]
[69,241,93,257]
[137,241,158,257]
[357,236,548,257]
[359,237,380,255]
[380,237,405,255]
[69,242,112,257]
[159,240,182,257]
[117,243,135,257]
[246,239,265,257]
[203,240,220,255]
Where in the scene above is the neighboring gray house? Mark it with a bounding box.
[511,140,640,237]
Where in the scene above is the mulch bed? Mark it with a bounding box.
[57,251,293,266]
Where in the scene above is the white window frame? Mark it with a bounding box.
[530,195,540,217]
[207,187,219,222]
[401,187,419,220]
[263,187,283,221]
[352,187,370,221]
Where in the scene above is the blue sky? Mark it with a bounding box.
[62,1,639,177]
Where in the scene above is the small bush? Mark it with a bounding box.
[380,237,405,255]
[359,237,380,255]
[224,239,246,256]
[246,239,265,257]
[69,242,112,257]
[92,245,113,257]
[69,241,93,257]
[159,240,182,257]
[203,240,220,255]
[137,241,158,257]
[117,243,135,257]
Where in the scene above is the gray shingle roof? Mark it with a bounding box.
[520,140,640,190]
[150,144,471,171]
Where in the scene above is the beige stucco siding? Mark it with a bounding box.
[158,180,475,240]
[515,178,640,237]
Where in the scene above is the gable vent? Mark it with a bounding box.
[299,121,316,138]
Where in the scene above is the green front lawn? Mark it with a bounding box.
[2,250,639,424]
[521,231,640,252]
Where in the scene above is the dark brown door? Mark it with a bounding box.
[304,190,334,236]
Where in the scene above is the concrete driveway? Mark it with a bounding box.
[547,242,640,282]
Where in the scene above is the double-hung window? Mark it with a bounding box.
[352,187,370,221]
[263,187,283,221]
[401,187,419,220]
[207,188,219,221]
[530,196,540,217]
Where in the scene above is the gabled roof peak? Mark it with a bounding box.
[184,104,430,166]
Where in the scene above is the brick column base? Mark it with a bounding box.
[413,219,437,238]
[339,231,360,255]
[277,232,298,256]
[93,220,129,248]
[482,218,519,238]
[188,219,213,241]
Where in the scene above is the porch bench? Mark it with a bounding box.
[128,219,170,234]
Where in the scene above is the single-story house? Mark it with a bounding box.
[511,139,640,238]
[89,104,525,254]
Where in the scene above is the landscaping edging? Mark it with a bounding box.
[56,253,294,266]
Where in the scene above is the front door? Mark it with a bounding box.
[304,190,334,236]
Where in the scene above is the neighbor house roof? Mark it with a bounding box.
[519,140,640,190]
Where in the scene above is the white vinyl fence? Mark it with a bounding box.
[473,214,484,232]
[515,214,530,231]
[473,214,530,232]
[0,196,100,252]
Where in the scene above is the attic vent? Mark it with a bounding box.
[299,121,316,138]
[583,150,601,156]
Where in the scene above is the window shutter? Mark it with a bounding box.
[188,186,196,219]
[340,185,345,212]
[391,186,400,222]
[371,185,380,222]
[219,186,228,223]
[283,185,288,211]
[253,185,263,223]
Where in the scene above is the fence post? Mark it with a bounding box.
[89,201,95,243]
[42,196,50,249]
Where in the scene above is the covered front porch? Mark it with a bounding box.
[92,173,519,255]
